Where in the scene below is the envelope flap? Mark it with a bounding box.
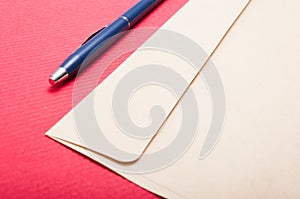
[47,39,199,162]
[47,0,251,163]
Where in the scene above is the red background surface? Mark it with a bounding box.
[0,0,188,198]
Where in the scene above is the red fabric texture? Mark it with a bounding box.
[0,0,188,198]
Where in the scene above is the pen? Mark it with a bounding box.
[49,0,163,85]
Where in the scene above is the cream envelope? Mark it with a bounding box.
[47,0,250,162]
[46,0,300,198]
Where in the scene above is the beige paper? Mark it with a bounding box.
[124,0,300,197]
[47,0,249,162]
[45,0,300,198]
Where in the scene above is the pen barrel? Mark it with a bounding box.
[57,0,163,78]
[122,0,163,27]
[61,18,129,75]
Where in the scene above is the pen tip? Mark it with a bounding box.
[49,77,57,86]
[49,68,69,86]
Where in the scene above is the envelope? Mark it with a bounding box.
[46,0,300,198]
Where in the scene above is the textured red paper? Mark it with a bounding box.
[0,0,188,198]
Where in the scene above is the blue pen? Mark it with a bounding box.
[49,0,163,85]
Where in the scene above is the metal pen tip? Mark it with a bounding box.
[49,67,69,86]
[49,78,57,86]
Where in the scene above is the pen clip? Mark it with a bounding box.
[82,26,107,46]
